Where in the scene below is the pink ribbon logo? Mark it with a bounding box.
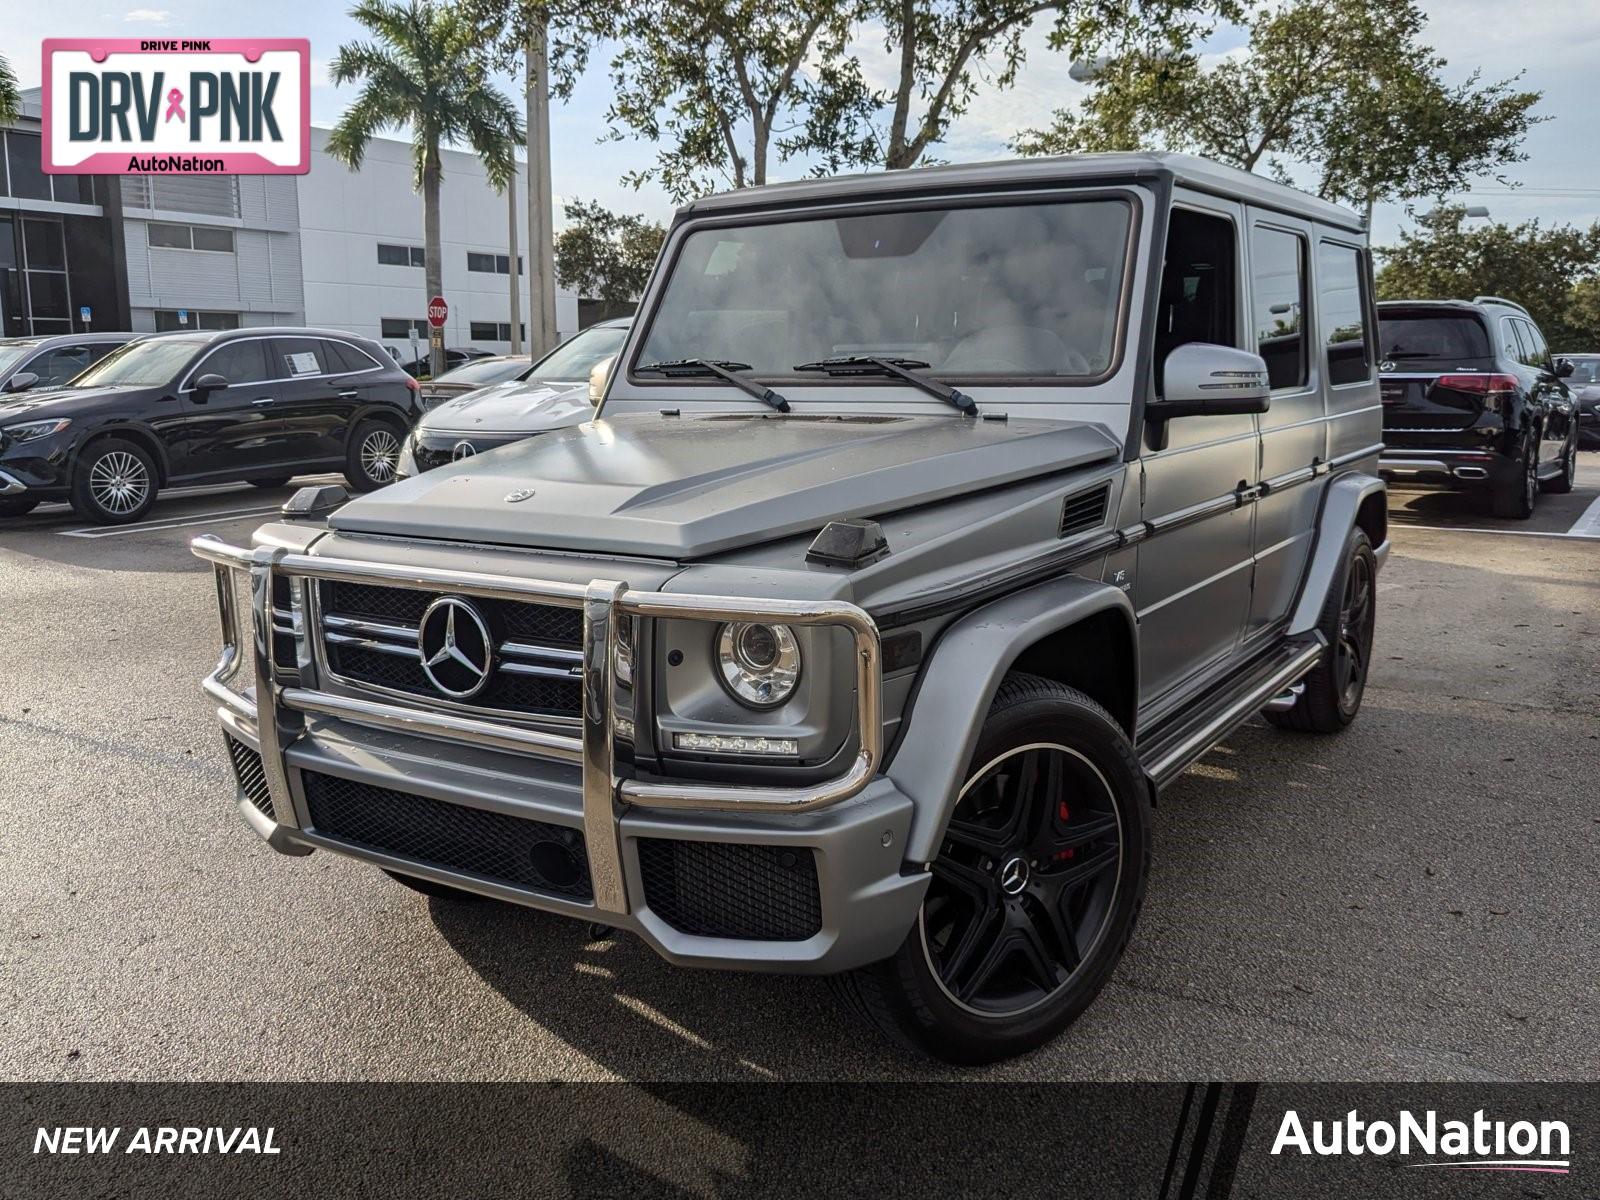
[164,88,185,123]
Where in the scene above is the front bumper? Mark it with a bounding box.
[191,536,926,973]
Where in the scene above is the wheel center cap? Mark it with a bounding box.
[999,856,1029,895]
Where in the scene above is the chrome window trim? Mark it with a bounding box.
[180,334,387,392]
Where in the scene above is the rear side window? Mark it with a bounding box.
[1250,226,1307,389]
[1377,311,1492,368]
[323,340,375,374]
[1318,242,1371,385]
[272,337,328,378]
[1517,319,1551,369]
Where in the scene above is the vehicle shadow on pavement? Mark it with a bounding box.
[426,898,944,1080]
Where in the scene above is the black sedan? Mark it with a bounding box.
[0,327,421,524]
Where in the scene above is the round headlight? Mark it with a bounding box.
[716,622,801,708]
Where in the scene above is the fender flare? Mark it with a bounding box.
[71,420,174,486]
[885,574,1137,864]
[1288,471,1387,636]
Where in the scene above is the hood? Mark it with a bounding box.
[0,385,131,424]
[419,376,593,436]
[331,410,1121,559]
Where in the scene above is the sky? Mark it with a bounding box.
[7,0,1600,248]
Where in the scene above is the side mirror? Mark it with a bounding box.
[1149,343,1271,421]
[588,354,617,405]
[3,371,40,394]
[192,373,229,396]
[1555,358,1575,379]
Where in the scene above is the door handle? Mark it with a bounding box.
[338,389,359,399]
[252,397,276,406]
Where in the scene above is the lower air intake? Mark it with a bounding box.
[638,839,822,941]
[301,772,592,902]
[225,736,274,820]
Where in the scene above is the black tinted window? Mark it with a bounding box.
[199,339,271,386]
[30,345,95,385]
[1251,227,1307,389]
[1318,242,1371,385]
[1377,312,1492,367]
[1518,320,1550,368]
[324,340,375,373]
[272,338,327,379]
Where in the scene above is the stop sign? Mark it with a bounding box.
[427,296,448,328]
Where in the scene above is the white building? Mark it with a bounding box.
[5,89,579,357]
[298,127,579,360]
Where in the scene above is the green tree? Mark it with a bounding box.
[1375,206,1600,350]
[606,0,861,201]
[1015,0,1541,223]
[327,0,524,377]
[554,199,667,318]
[0,54,19,124]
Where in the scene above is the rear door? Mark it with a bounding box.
[1515,319,1572,465]
[263,337,352,467]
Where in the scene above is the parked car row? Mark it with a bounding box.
[1377,296,1585,518]
[0,323,632,525]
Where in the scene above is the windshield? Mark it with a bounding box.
[72,336,205,388]
[433,357,529,387]
[1566,357,1600,386]
[1377,311,1493,368]
[533,325,629,381]
[634,199,1132,381]
[0,341,43,378]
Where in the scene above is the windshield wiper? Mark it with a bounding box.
[635,358,790,412]
[792,356,977,416]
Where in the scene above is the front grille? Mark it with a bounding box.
[225,736,274,820]
[302,772,593,901]
[318,580,584,718]
[1059,484,1110,538]
[638,839,822,941]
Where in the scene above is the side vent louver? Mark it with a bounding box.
[1059,484,1110,538]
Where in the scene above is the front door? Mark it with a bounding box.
[179,337,294,478]
[1135,200,1259,705]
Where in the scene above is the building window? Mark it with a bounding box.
[120,175,239,218]
[153,310,241,332]
[467,252,522,275]
[1318,242,1372,386]
[381,318,429,339]
[469,321,524,342]
[377,243,425,268]
[148,222,235,253]
[1250,226,1308,390]
[0,133,99,206]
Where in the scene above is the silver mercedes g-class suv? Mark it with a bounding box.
[192,153,1387,1063]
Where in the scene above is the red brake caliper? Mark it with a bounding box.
[1055,800,1075,860]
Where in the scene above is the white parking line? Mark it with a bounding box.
[1395,523,1600,541]
[57,505,284,539]
[1567,493,1600,538]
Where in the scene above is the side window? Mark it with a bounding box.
[1155,207,1238,390]
[197,339,271,386]
[29,345,94,385]
[1520,320,1551,369]
[1503,318,1527,362]
[1250,226,1308,389]
[1318,242,1371,385]
[272,337,328,379]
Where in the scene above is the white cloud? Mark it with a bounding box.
[123,8,171,22]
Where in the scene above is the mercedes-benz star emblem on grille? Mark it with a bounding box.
[1379,360,1395,373]
[505,488,536,503]
[417,597,494,698]
[452,440,477,461]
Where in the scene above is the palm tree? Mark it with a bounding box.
[0,53,21,123]
[327,0,524,377]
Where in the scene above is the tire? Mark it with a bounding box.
[381,868,486,903]
[0,497,40,517]
[1490,440,1537,519]
[1266,527,1376,734]
[1542,438,1576,494]
[344,419,403,492]
[834,675,1151,1064]
[69,437,159,524]
[248,476,292,490]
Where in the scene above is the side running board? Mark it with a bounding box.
[1138,636,1326,790]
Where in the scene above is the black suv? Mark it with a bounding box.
[0,328,421,524]
[1377,297,1579,518]
[1564,353,1600,448]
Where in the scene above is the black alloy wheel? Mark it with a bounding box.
[921,742,1122,1016]
[1333,548,1374,713]
[834,676,1150,1064]
[1266,526,1377,734]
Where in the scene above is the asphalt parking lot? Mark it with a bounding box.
[2,460,1597,1083]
